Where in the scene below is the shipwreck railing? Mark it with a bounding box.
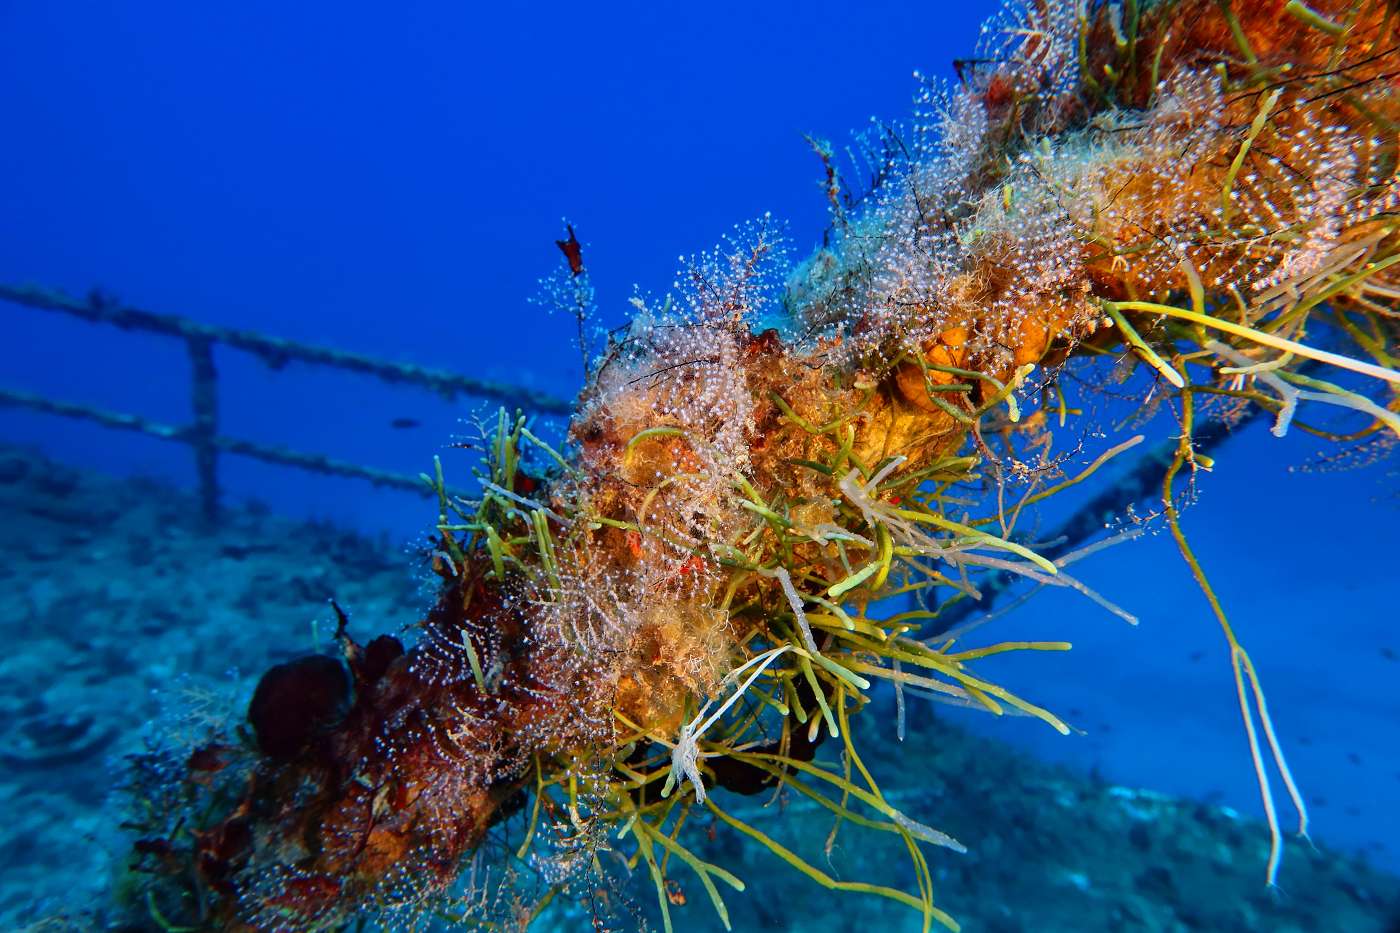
[0,284,571,520]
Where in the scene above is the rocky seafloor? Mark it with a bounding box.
[1,441,1397,932]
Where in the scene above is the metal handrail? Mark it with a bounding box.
[1,284,572,519]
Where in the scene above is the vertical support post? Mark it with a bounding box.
[187,336,220,522]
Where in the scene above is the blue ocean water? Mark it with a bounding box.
[2,2,1397,930]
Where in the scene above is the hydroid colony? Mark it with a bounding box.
[126,1,1400,929]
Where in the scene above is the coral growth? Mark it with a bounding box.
[125,1,1399,929]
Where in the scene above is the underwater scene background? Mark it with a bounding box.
[2,1,1398,930]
